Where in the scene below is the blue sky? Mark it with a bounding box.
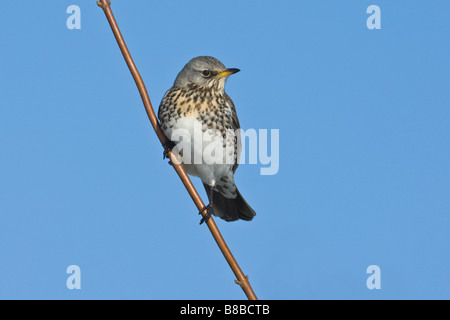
[0,1,449,299]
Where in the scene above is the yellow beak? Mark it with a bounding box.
[216,68,240,78]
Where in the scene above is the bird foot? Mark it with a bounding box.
[199,204,214,225]
[162,140,176,159]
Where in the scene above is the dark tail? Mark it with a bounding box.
[203,183,256,222]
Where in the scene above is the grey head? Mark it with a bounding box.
[173,56,240,91]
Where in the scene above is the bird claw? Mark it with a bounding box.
[162,140,176,159]
[199,204,213,225]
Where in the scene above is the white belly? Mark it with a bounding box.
[163,116,236,196]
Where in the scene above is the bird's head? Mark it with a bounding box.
[173,56,240,91]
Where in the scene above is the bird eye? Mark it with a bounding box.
[201,70,211,77]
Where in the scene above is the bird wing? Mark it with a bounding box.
[225,93,241,173]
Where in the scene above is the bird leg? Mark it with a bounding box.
[199,186,215,225]
[162,140,176,159]
[199,204,213,225]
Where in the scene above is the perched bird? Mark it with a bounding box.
[158,56,256,223]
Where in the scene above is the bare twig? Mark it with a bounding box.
[96,0,257,300]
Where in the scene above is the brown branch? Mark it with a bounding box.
[96,0,257,300]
